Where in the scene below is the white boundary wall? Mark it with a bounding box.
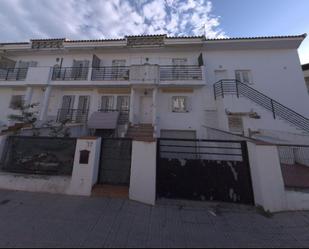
[68,137,101,196]
[0,136,101,196]
[129,140,157,205]
[247,141,309,212]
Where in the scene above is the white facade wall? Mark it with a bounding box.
[205,49,309,117]
[1,40,309,137]
[0,87,44,125]
[247,142,309,212]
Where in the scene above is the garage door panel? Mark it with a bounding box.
[157,138,255,205]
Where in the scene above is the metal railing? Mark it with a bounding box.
[57,109,89,123]
[1,136,76,176]
[91,67,130,81]
[159,138,246,161]
[0,68,28,81]
[51,67,89,81]
[160,65,202,81]
[214,79,309,133]
[278,144,309,167]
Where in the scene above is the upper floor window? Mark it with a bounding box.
[101,96,114,111]
[17,61,38,69]
[112,60,126,67]
[172,96,188,113]
[235,70,253,84]
[10,95,25,109]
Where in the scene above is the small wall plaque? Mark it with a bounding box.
[79,150,90,164]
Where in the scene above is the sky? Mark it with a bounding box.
[0,0,308,64]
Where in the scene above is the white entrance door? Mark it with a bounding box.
[140,96,153,124]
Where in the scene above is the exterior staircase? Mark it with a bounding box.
[214,80,309,133]
[126,124,154,141]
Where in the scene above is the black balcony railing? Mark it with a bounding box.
[57,109,89,123]
[52,67,89,81]
[160,65,202,81]
[0,68,28,81]
[91,67,130,81]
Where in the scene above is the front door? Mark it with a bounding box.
[140,96,153,124]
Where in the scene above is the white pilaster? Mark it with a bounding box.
[129,88,135,124]
[39,86,52,121]
[152,87,158,125]
[24,86,34,106]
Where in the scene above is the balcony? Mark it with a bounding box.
[57,109,89,124]
[51,67,89,81]
[92,67,130,81]
[160,65,202,81]
[0,68,28,81]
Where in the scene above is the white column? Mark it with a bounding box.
[201,65,207,84]
[129,140,157,205]
[24,86,34,106]
[68,137,102,196]
[129,88,135,124]
[152,87,158,125]
[89,89,99,116]
[39,86,52,121]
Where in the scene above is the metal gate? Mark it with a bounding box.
[98,138,132,186]
[157,138,255,205]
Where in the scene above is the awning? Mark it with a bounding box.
[87,111,119,129]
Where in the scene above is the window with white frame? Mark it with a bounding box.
[112,60,126,79]
[228,116,244,134]
[101,96,114,111]
[9,95,25,109]
[172,96,188,113]
[235,70,253,84]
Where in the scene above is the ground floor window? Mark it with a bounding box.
[101,96,114,111]
[228,116,244,134]
[117,96,130,111]
[172,96,188,113]
[9,95,25,109]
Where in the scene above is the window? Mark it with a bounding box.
[71,60,89,80]
[235,70,253,84]
[172,96,188,113]
[61,96,75,110]
[101,96,114,111]
[172,58,188,80]
[228,116,244,134]
[112,60,126,79]
[10,95,25,109]
[117,96,130,111]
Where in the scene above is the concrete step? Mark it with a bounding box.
[92,185,129,199]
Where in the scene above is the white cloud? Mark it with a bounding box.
[0,0,226,42]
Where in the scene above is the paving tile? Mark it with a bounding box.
[1,190,309,248]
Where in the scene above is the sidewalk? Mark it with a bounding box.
[0,190,309,248]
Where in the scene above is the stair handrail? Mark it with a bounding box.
[214,79,309,132]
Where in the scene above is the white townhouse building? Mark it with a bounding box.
[303,63,309,93]
[0,34,308,141]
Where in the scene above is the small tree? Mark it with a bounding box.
[43,119,71,137]
[8,103,39,134]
